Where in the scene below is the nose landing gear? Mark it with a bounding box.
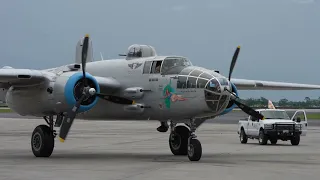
[168,119,202,161]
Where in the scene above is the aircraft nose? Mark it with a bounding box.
[177,66,232,114]
[204,77,231,113]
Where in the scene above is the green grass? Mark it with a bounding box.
[306,113,320,120]
[0,108,12,113]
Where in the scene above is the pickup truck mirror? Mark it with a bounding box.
[296,117,301,123]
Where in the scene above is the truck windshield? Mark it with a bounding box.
[260,111,290,120]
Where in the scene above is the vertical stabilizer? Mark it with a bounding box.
[75,34,93,64]
[268,100,276,109]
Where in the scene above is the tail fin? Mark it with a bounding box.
[75,34,93,64]
[267,100,276,109]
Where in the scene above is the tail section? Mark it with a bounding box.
[75,34,93,64]
[267,100,276,109]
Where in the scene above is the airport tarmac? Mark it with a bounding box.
[1,116,320,180]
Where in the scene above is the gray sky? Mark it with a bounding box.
[1,0,319,101]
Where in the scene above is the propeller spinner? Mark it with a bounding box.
[58,34,135,142]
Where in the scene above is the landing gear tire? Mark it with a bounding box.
[258,129,268,145]
[291,133,300,146]
[270,139,277,145]
[187,138,202,161]
[240,129,248,144]
[31,125,55,157]
[169,125,190,155]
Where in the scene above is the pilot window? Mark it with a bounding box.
[161,57,191,75]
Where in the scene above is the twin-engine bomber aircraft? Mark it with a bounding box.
[1,34,320,161]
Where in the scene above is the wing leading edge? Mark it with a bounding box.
[0,68,121,92]
[231,78,320,90]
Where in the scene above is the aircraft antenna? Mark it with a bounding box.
[100,52,104,60]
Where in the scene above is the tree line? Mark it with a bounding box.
[238,97,320,109]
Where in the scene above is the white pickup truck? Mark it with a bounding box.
[237,109,308,145]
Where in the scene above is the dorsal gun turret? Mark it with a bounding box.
[125,44,157,60]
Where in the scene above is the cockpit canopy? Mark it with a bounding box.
[126,44,157,60]
[142,56,192,75]
[161,57,192,75]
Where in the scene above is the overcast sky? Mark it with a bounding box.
[1,0,319,101]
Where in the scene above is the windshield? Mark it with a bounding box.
[260,110,290,120]
[161,57,192,75]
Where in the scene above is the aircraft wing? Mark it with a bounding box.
[230,78,320,90]
[0,68,121,93]
[0,68,49,88]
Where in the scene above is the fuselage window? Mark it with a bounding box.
[197,78,207,88]
[187,77,197,88]
[150,60,163,74]
[190,69,203,77]
[143,61,152,74]
[200,72,213,80]
[177,76,187,88]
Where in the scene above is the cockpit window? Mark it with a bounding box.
[216,77,229,86]
[161,57,192,75]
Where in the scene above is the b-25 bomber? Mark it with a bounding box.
[1,34,320,161]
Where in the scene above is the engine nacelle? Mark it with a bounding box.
[5,71,100,116]
[218,82,238,116]
[52,71,100,113]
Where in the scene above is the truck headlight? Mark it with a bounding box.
[264,124,273,129]
[295,124,301,129]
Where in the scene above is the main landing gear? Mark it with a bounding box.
[168,119,202,161]
[31,114,63,157]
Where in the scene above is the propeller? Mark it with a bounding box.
[225,46,265,120]
[228,46,240,81]
[58,34,135,142]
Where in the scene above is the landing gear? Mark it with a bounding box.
[168,119,202,161]
[187,119,202,161]
[157,121,169,132]
[31,114,62,157]
[31,125,55,157]
[169,123,189,155]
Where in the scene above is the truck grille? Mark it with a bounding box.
[275,124,294,131]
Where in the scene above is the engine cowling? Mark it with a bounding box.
[218,82,238,116]
[5,71,100,116]
[52,71,100,113]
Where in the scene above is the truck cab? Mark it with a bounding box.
[237,109,307,145]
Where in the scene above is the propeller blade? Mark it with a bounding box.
[232,99,264,120]
[81,34,90,87]
[228,46,240,81]
[58,95,86,142]
[96,93,135,105]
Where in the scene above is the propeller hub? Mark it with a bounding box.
[88,88,96,96]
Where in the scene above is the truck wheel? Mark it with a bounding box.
[258,129,268,145]
[290,133,300,146]
[270,139,277,145]
[240,129,248,144]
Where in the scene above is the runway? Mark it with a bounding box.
[1,110,320,126]
[1,116,320,180]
